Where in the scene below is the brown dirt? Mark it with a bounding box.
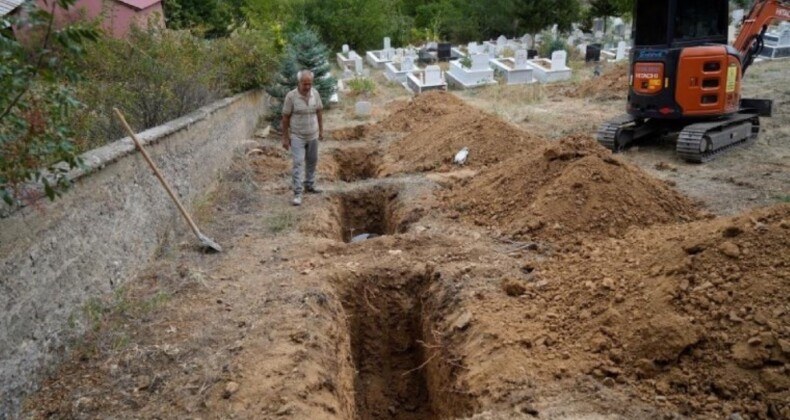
[556,62,629,100]
[442,135,701,242]
[376,92,543,174]
[525,204,790,418]
[21,61,790,420]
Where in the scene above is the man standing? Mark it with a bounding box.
[282,69,324,206]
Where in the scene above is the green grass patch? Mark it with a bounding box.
[266,211,298,233]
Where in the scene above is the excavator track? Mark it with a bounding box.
[676,113,760,163]
[596,114,641,152]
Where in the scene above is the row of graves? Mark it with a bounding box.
[337,35,579,94]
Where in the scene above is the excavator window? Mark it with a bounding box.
[634,0,669,46]
[633,0,729,47]
[673,0,728,44]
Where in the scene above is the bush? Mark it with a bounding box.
[72,25,278,149]
[1,1,99,206]
[538,32,569,59]
[346,77,376,96]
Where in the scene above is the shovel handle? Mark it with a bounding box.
[113,108,202,238]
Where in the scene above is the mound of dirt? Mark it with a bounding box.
[443,135,700,241]
[556,62,628,100]
[531,204,790,418]
[375,92,543,174]
[376,91,472,132]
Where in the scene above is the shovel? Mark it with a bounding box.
[113,108,222,253]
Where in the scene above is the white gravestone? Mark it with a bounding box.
[342,44,349,54]
[402,55,415,71]
[354,56,363,74]
[384,37,391,50]
[514,49,528,69]
[551,50,567,70]
[471,54,490,70]
[467,42,479,54]
[424,65,442,85]
[616,41,627,61]
[496,35,507,52]
[355,101,372,118]
[521,34,532,48]
[349,51,358,59]
[780,29,790,46]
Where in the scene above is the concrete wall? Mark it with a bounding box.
[0,90,266,418]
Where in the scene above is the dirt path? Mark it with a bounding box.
[23,62,789,419]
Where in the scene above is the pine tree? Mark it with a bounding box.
[266,28,336,130]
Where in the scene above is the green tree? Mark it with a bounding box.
[590,0,619,33]
[265,27,336,130]
[163,0,246,37]
[515,0,581,43]
[1,0,98,206]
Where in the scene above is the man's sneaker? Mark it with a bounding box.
[292,195,302,206]
[304,186,322,194]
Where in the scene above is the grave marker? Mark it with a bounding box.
[521,34,532,48]
[425,65,442,85]
[402,55,415,71]
[342,44,349,54]
[616,41,627,61]
[354,56,363,73]
[471,54,490,70]
[551,50,567,70]
[781,29,790,46]
[496,35,507,52]
[514,49,528,69]
[355,101,372,118]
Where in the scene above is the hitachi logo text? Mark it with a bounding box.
[636,73,659,79]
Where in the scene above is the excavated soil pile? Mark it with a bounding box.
[528,204,790,418]
[443,135,700,241]
[557,62,628,100]
[376,92,543,174]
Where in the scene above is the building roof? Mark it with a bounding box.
[114,0,161,11]
[0,0,25,17]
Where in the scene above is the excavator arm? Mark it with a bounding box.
[734,0,790,73]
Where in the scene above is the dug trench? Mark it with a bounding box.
[335,267,476,419]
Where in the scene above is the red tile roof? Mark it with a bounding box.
[114,0,161,11]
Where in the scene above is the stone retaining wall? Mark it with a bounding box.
[0,90,266,418]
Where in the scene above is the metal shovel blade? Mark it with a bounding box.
[197,231,223,253]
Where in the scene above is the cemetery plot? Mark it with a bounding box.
[22,54,790,420]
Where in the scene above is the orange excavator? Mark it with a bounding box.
[597,0,790,162]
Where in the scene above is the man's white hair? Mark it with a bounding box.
[297,69,314,81]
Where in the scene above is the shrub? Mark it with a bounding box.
[346,77,376,96]
[72,26,278,149]
[0,0,98,206]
